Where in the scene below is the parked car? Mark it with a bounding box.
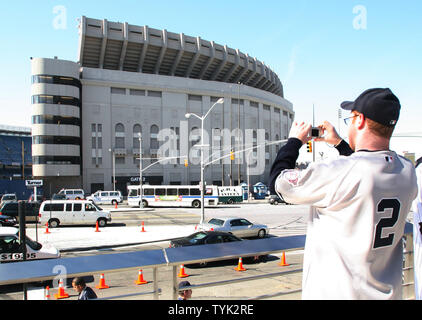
[199,217,269,238]
[0,194,17,206]
[0,201,40,223]
[57,189,85,200]
[38,200,111,228]
[86,190,123,205]
[0,215,17,227]
[51,193,67,200]
[170,231,242,247]
[169,231,267,266]
[268,194,289,205]
[0,227,60,263]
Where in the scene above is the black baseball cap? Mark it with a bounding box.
[341,88,401,127]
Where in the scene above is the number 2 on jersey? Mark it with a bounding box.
[373,199,401,249]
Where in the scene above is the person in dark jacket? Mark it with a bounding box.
[72,277,98,300]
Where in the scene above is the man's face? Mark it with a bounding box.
[184,289,192,299]
[72,282,83,293]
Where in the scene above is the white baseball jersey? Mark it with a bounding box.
[412,165,422,300]
[275,150,418,300]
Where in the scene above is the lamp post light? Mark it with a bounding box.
[185,97,224,225]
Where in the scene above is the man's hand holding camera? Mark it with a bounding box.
[289,120,343,146]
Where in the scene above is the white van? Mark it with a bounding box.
[57,189,85,200]
[39,200,112,228]
[86,190,123,205]
[0,227,60,263]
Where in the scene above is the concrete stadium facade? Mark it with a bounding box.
[31,16,294,195]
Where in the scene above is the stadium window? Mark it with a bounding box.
[150,125,159,150]
[129,89,145,96]
[31,95,80,107]
[211,96,223,104]
[33,156,81,165]
[32,135,81,145]
[31,115,80,125]
[115,156,125,165]
[188,94,202,102]
[250,101,259,108]
[32,75,81,89]
[115,123,125,149]
[111,87,126,95]
[147,90,162,98]
[231,98,244,105]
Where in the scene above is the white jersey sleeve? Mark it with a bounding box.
[274,155,359,208]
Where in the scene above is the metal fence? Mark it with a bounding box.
[0,223,415,300]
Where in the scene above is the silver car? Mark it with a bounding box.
[199,217,269,238]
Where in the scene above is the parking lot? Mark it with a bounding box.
[1,201,309,300]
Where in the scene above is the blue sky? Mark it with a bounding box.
[1,0,421,158]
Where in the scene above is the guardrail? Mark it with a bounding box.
[0,223,415,300]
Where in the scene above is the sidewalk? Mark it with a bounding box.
[26,224,197,252]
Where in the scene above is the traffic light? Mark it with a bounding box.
[307,141,312,153]
[184,159,188,167]
[230,150,235,161]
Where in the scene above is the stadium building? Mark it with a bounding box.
[0,125,33,199]
[31,16,294,195]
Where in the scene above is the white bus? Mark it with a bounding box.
[127,185,219,208]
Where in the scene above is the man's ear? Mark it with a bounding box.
[356,113,365,130]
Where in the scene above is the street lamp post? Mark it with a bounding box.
[138,133,143,208]
[108,148,115,191]
[185,98,224,225]
[246,150,252,203]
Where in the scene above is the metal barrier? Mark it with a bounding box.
[0,223,415,300]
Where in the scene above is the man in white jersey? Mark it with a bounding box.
[268,88,418,299]
[412,157,422,300]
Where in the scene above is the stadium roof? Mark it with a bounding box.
[78,16,284,97]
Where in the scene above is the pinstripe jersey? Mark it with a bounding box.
[275,149,417,299]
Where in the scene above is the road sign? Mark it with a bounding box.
[25,180,43,187]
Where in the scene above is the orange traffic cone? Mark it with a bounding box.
[141,221,146,232]
[95,273,109,289]
[95,220,101,232]
[278,251,290,266]
[115,202,118,209]
[44,223,51,234]
[45,286,50,300]
[54,279,69,299]
[234,257,246,271]
[134,269,148,285]
[178,264,189,278]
